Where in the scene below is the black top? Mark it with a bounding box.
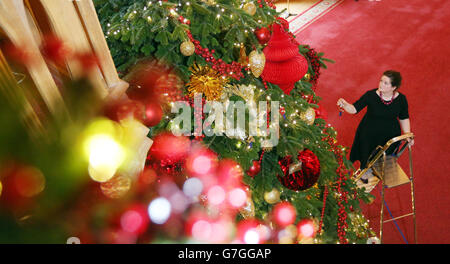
[349,89,409,168]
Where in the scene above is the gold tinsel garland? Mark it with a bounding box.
[187,63,230,101]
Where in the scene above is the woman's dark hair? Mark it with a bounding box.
[383,70,402,90]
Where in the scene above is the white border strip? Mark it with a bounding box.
[288,0,344,34]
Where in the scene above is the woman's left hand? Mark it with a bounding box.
[407,137,415,146]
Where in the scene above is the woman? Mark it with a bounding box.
[337,70,414,183]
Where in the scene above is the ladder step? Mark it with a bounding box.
[383,212,414,223]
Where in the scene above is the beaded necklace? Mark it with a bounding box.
[379,91,396,105]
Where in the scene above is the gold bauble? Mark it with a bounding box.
[243,2,257,16]
[240,197,255,219]
[264,188,281,204]
[0,180,2,197]
[100,174,132,199]
[180,41,195,56]
[300,107,316,125]
[249,50,265,78]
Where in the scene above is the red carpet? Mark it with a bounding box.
[296,0,450,243]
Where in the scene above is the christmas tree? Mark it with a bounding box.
[0,0,375,244]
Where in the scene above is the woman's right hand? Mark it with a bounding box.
[336,98,357,114]
[337,98,348,109]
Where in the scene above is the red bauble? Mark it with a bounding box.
[277,149,320,191]
[144,101,163,127]
[148,132,191,166]
[246,160,261,178]
[255,27,271,45]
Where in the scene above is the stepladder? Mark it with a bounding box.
[353,133,417,244]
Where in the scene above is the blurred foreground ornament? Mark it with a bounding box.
[185,147,218,177]
[236,219,268,244]
[41,34,70,65]
[121,204,150,235]
[216,159,244,189]
[249,50,265,78]
[118,118,152,179]
[83,118,124,182]
[104,99,146,123]
[0,163,45,199]
[299,107,316,125]
[180,41,195,56]
[0,162,45,213]
[148,132,190,165]
[278,224,298,244]
[143,101,163,127]
[272,201,296,227]
[297,218,318,243]
[125,59,181,105]
[264,188,280,204]
[154,73,184,104]
[87,137,124,183]
[100,174,131,199]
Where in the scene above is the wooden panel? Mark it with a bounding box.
[75,0,121,87]
[39,0,109,98]
[0,0,66,116]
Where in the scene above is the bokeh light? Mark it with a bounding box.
[13,166,45,198]
[87,134,124,182]
[273,202,296,227]
[120,204,149,235]
[183,177,203,198]
[207,185,226,205]
[244,229,260,244]
[148,197,171,224]
[191,220,212,242]
[227,188,247,208]
[297,219,316,240]
[185,147,218,177]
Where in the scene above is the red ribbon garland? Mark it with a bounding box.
[318,185,328,234]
